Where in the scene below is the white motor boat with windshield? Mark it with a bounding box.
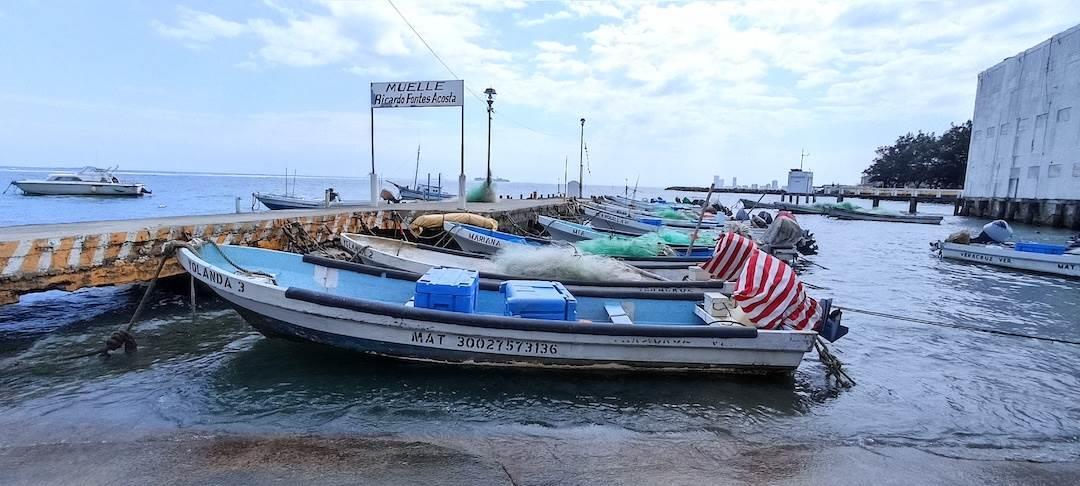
[10,166,149,196]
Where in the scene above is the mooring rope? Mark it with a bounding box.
[814,336,855,387]
[65,241,193,360]
[838,306,1080,346]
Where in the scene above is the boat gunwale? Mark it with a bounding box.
[306,253,729,294]
[178,246,766,340]
[284,286,761,339]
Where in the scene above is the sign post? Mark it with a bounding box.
[369,80,466,208]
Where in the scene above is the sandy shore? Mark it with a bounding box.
[2,433,1077,486]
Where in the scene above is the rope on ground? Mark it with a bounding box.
[282,221,325,254]
[838,306,1080,346]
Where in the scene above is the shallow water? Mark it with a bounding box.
[1,179,1079,464]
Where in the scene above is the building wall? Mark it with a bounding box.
[964,24,1080,200]
[786,170,814,194]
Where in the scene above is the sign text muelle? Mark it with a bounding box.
[370,79,464,108]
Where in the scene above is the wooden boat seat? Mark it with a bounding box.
[604,303,633,324]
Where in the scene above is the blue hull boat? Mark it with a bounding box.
[445,221,712,261]
[177,242,826,373]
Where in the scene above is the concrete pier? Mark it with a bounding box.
[0,199,575,305]
[959,197,1080,229]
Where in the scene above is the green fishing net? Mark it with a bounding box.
[575,233,672,257]
[467,181,496,203]
[655,209,689,220]
[657,229,716,246]
[815,201,862,211]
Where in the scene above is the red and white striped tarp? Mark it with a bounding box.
[700,232,757,281]
[701,232,821,330]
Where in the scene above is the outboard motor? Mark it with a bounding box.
[971,220,1013,244]
[735,208,749,221]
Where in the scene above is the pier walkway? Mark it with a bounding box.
[0,199,574,304]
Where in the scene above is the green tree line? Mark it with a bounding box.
[862,120,971,189]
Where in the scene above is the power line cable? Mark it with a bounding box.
[384,0,572,139]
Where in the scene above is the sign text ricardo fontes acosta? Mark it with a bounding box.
[370,80,464,108]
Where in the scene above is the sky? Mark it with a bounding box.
[1,1,1078,187]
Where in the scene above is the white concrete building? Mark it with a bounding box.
[961,23,1080,227]
[786,169,814,194]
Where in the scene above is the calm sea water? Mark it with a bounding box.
[2,167,666,227]
[1,169,1079,465]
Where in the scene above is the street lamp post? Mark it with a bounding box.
[578,118,585,198]
[484,87,497,183]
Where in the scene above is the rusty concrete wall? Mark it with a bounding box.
[0,201,574,305]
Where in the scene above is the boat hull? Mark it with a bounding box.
[827,207,942,224]
[938,242,1080,278]
[178,248,813,373]
[13,181,146,196]
[583,206,660,235]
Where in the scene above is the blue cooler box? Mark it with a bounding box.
[415,267,479,313]
[501,281,577,321]
[1015,242,1067,255]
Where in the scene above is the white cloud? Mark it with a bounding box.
[154,5,357,67]
[152,6,246,43]
[534,41,577,54]
[248,16,357,67]
[517,10,572,27]
[142,1,1080,184]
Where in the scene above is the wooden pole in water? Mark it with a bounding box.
[579,118,585,198]
[686,183,716,257]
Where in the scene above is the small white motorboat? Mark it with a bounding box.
[10,166,149,196]
[934,241,1080,278]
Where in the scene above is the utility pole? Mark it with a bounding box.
[800,149,810,170]
[578,118,585,198]
[484,87,497,182]
[563,156,568,197]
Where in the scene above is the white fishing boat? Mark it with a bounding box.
[10,166,149,196]
[538,215,626,242]
[934,241,1080,278]
[178,241,832,373]
[591,202,719,229]
[582,206,666,235]
[253,192,369,210]
[827,207,943,225]
[443,221,558,255]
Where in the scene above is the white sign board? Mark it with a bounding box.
[370,80,464,108]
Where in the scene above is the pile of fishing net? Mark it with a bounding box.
[657,229,717,246]
[491,246,648,281]
[815,201,861,211]
[655,209,689,220]
[466,180,497,203]
[574,233,674,257]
